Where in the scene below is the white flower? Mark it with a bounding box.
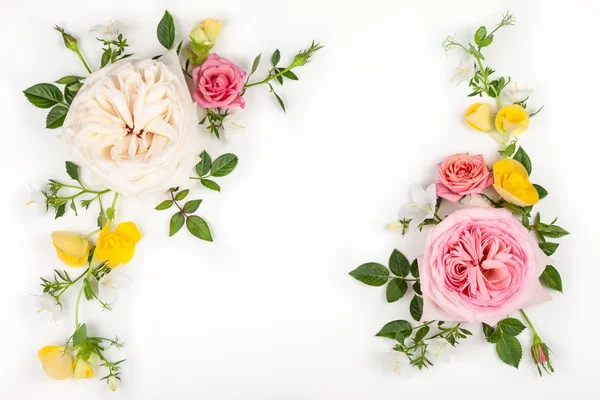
[451,57,476,85]
[90,20,125,42]
[62,51,201,197]
[26,185,47,216]
[32,294,60,322]
[426,338,452,363]
[381,351,416,377]
[500,83,534,105]
[222,112,245,135]
[98,270,131,306]
[396,183,437,229]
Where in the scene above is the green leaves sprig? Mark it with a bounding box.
[98,33,132,68]
[199,109,229,139]
[483,318,526,368]
[191,150,239,192]
[155,187,213,241]
[157,10,176,50]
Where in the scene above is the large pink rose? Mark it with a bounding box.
[419,207,551,325]
[192,54,246,109]
[436,153,492,202]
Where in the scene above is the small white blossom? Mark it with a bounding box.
[90,20,125,42]
[98,270,131,306]
[396,183,437,230]
[381,351,416,377]
[426,338,452,363]
[222,112,246,135]
[451,56,476,85]
[500,83,534,105]
[32,294,60,323]
[26,185,47,216]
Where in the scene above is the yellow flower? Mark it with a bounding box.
[38,346,73,380]
[73,358,94,379]
[464,103,494,132]
[495,104,529,135]
[51,231,91,267]
[189,19,222,65]
[95,222,141,268]
[493,158,539,206]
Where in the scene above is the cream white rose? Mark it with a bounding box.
[62,51,200,197]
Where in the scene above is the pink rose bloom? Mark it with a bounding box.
[419,207,551,325]
[192,54,246,109]
[436,153,492,202]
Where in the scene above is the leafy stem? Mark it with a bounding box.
[74,264,93,327]
[76,49,93,74]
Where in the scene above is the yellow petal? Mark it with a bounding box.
[492,158,539,206]
[52,231,90,267]
[199,19,222,43]
[495,104,529,134]
[38,346,73,380]
[116,222,141,243]
[189,26,208,43]
[73,359,94,379]
[464,103,494,132]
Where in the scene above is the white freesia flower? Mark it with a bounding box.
[392,183,437,230]
[222,112,245,135]
[451,56,476,85]
[90,20,125,42]
[32,294,60,322]
[381,351,416,377]
[98,269,131,306]
[500,83,534,105]
[26,185,47,216]
[62,51,200,197]
[426,338,452,363]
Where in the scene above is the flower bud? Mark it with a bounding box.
[531,338,554,376]
[51,231,91,267]
[464,103,494,132]
[108,376,119,391]
[495,104,529,135]
[54,26,79,52]
[189,19,222,65]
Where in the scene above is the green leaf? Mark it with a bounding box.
[46,106,68,129]
[155,200,173,211]
[386,278,408,303]
[65,161,80,181]
[157,10,176,49]
[83,278,94,300]
[55,203,66,219]
[186,215,213,241]
[183,199,202,213]
[251,53,261,74]
[70,201,78,216]
[101,50,111,68]
[175,189,189,201]
[389,249,410,277]
[349,262,389,286]
[413,326,430,343]
[496,334,522,368]
[211,153,239,177]
[106,207,115,220]
[23,83,63,109]
[282,70,298,80]
[533,184,548,200]
[55,76,83,85]
[474,26,487,45]
[273,92,286,113]
[176,40,183,55]
[536,224,569,238]
[501,141,517,158]
[271,49,281,66]
[513,147,532,175]
[540,265,563,292]
[409,295,423,321]
[169,212,185,236]
[479,34,494,47]
[539,242,559,256]
[410,259,419,278]
[201,179,221,192]
[73,323,88,346]
[64,85,78,105]
[497,318,526,336]
[412,281,421,295]
[196,151,212,177]
[482,323,495,339]
[375,320,412,340]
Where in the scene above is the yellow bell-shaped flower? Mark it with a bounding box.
[95,222,141,268]
[493,158,539,206]
[495,104,529,135]
[73,358,94,379]
[464,103,494,132]
[51,231,91,267]
[38,346,74,380]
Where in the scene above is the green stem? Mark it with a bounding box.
[74,264,93,327]
[75,49,93,74]
[244,64,295,89]
[519,309,539,337]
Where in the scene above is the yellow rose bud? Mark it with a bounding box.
[95,222,141,268]
[495,104,529,135]
[492,158,539,206]
[199,19,222,43]
[38,346,74,380]
[51,231,91,267]
[73,358,94,379]
[464,103,494,132]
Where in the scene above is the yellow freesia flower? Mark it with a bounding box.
[95,222,141,268]
[495,104,529,135]
[51,231,91,267]
[493,158,539,206]
[189,19,222,65]
[73,358,94,379]
[464,103,494,132]
[38,346,73,380]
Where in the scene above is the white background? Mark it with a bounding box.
[1,0,598,399]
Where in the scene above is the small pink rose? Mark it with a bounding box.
[192,54,247,109]
[436,153,492,202]
[419,207,551,325]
